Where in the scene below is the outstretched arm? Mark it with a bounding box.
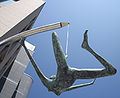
[61,79,96,93]
[20,38,50,87]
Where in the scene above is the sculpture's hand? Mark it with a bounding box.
[91,78,96,84]
[65,54,68,59]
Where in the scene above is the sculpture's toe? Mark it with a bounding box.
[81,30,89,49]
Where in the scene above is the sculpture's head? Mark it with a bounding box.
[54,91,61,96]
[50,75,56,80]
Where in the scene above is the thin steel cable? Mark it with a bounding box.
[65,24,70,57]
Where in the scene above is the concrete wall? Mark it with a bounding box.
[0,0,45,97]
[0,42,34,98]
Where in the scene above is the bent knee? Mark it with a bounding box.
[112,68,117,75]
[108,68,117,75]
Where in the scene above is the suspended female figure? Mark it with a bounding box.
[21,30,116,96]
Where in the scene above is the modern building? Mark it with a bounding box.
[0,0,45,97]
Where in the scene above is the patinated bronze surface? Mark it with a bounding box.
[21,30,116,96]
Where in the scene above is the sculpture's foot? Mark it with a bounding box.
[81,30,90,50]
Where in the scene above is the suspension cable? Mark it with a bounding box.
[65,24,70,57]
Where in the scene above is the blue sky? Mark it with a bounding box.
[25,0,120,98]
[26,0,120,98]
[3,0,120,97]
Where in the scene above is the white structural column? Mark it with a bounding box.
[0,22,69,46]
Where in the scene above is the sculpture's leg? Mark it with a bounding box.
[52,32,68,69]
[73,30,116,79]
[52,32,69,79]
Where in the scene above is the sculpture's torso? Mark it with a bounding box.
[48,68,75,95]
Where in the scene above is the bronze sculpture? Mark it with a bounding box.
[20,30,116,96]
